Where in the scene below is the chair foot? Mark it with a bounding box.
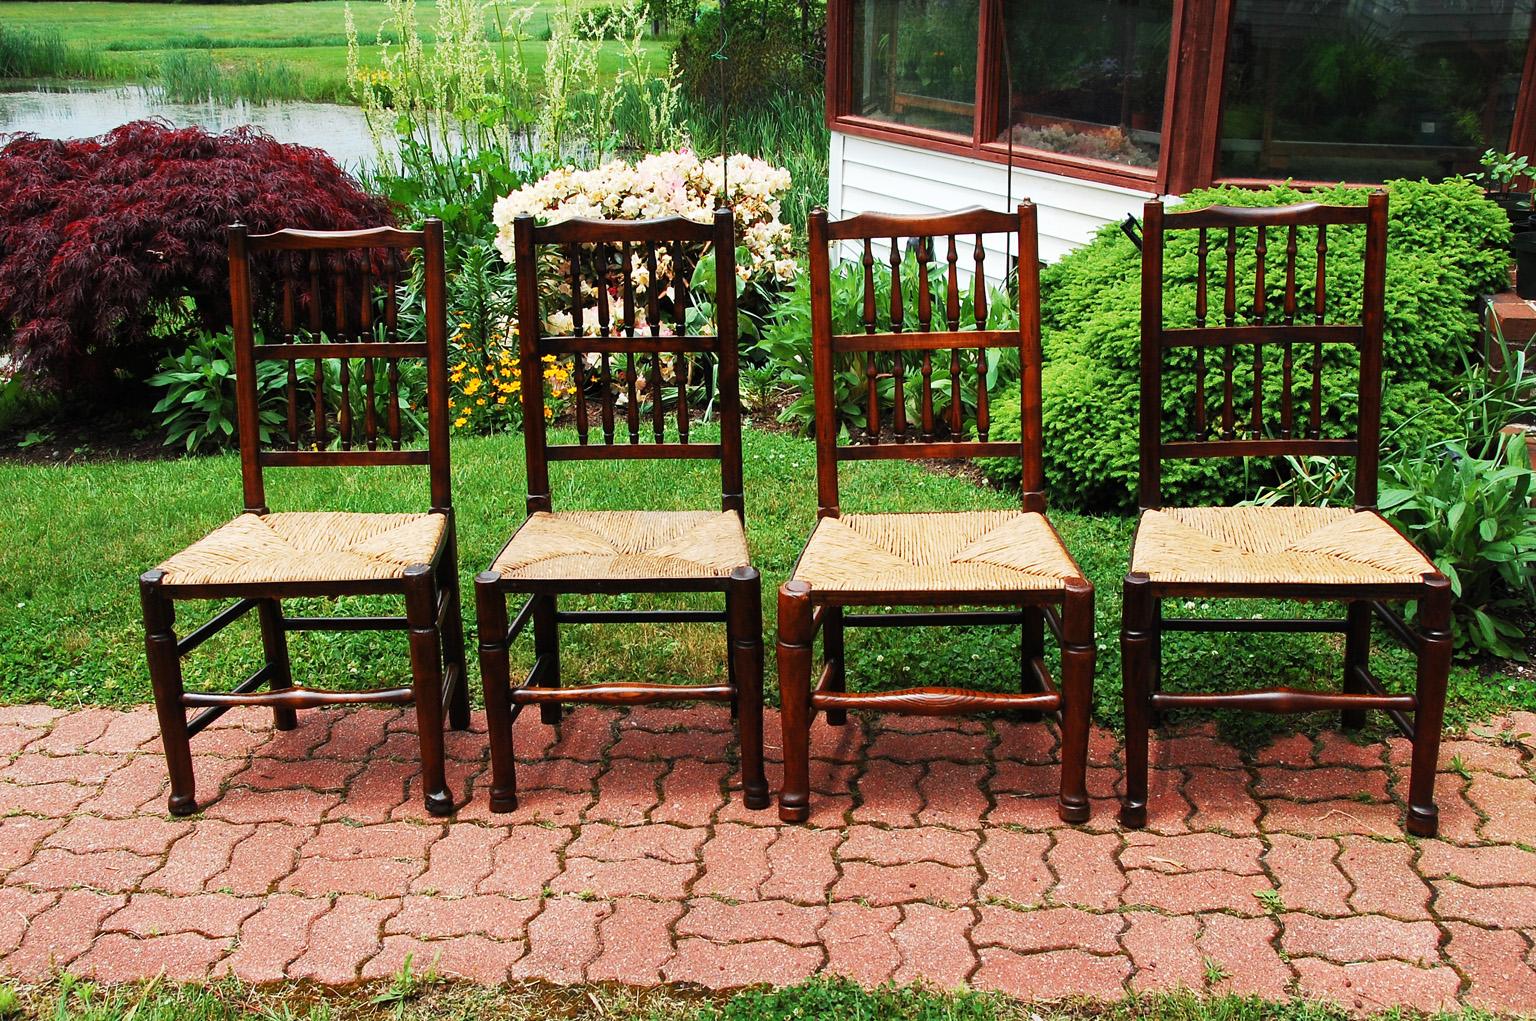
[168,793,198,817]
[540,705,563,726]
[1058,795,1090,824]
[489,790,519,814]
[743,788,771,811]
[778,798,809,824]
[273,711,299,732]
[1119,799,1147,829]
[423,788,455,817]
[1406,804,1438,838]
[825,709,847,727]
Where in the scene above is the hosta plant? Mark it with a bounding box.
[149,329,286,453]
[1380,433,1536,660]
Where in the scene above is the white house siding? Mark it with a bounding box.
[827,131,1158,274]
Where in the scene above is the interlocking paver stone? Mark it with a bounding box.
[4,704,1536,1014]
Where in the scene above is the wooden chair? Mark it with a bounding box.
[777,203,1096,824]
[1122,191,1452,837]
[476,208,768,813]
[141,221,471,817]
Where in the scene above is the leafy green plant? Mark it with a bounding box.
[1481,148,1532,194]
[148,329,285,453]
[1380,432,1536,659]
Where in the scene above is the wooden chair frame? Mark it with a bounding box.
[777,203,1096,824]
[1122,191,1453,837]
[476,208,768,813]
[141,220,471,818]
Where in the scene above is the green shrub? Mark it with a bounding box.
[980,178,1510,509]
[674,0,823,112]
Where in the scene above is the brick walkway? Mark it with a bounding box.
[1,704,1534,1014]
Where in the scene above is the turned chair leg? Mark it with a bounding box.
[476,574,518,813]
[533,593,562,725]
[1149,597,1164,727]
[257,598,298,732]
[1120,573,1155,828]
[728,567,770,810]
[1342,600,1371,731]
[442,542,472,733]
[1407,576,1452,838]
[404,564,453,816]
[141,571,197,817]
[777,581,815,824]
[823,606,847,726]
[1057,580,1094,823]
[1019,605,1046,723]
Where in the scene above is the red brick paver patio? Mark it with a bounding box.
[2,703,1535,1014]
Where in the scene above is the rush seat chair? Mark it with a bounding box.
[141,220,471,817]
[1121,191,1453,837]
[776,203,1096,824]
[476,208,768,813]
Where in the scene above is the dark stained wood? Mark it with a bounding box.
[1124,191,1453,837]
[779,203,1094,826]
[143,220,468,819]
[482,208,765,815]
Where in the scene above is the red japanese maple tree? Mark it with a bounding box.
[0,120,392,391]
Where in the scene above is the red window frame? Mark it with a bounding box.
[826,0,1536,194]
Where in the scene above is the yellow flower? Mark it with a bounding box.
[496,396,508,404]
[476,397,486,406]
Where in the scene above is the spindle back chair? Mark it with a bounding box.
[777,203,1095,825]
[476,208,767,814]
[1122,192,1453,837]
[811,206,1046,514]
[517,209,743,514]
[141,220,471,818]
[1137,194,1385,509]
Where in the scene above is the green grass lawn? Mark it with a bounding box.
[1,0,665,101]
[0,426,1526,745]
[0,973,1513,1021]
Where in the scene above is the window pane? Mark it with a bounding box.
[850,0,980,136]
[1220,0,1533,182]
[997,0,1172,168]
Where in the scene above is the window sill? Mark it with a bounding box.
[833,116,1160,192]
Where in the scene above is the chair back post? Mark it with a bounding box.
[513,214,552,514]
[1138,199,1165,512]
[1354,189,1388,511]
[713,207,747,518]
[226,222,269,515]
[421,218,453,514]
[1017,200,1046,513]
[808,207,841,518]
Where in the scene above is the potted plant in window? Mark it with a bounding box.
[1482,149,1533,227]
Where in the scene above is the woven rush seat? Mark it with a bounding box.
[158,511,447,586]
[492,510,751,581]
[1132,506,1436,586]
[792,511,1082,593]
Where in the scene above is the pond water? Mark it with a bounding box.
[0,85,382,169]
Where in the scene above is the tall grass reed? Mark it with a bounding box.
[157,50,309,105]
[0,25,110,80]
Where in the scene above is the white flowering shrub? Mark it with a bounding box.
[492,150,799,309]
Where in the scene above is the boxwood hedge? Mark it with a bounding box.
[981,178,1510,510]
